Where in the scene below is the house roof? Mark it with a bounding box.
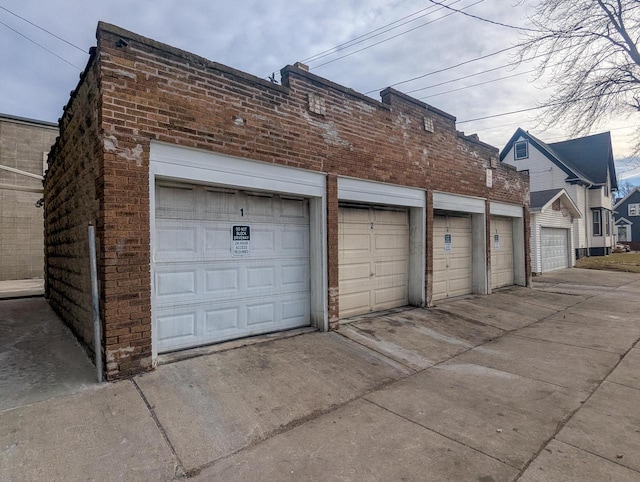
[530,188,582,218]
[548,132,616,189]
[613,186,640,209]
[500,128,616,189]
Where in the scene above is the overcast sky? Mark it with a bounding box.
[2,0,639,183]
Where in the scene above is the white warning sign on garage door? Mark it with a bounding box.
[232,225,251,257]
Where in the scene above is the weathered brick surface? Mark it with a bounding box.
[43,54,105,363]
[0,115,57,280]
[46,22,530,379]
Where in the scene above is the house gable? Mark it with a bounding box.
[501,129,586,193]
[613,187,640,242]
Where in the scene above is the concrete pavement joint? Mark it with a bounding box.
[361,397,519,470]
[606,380,640,392]
[181,376,408,478]
[509,332,636,355]
[513,323,640,480]
[553,439,640,475]
[131,378,187,479]
[335,329,419,373]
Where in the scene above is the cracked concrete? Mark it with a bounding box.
[1,268,640,481]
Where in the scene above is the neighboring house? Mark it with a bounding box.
[0,113,57,281]
[614,187,640,250]
[529,189,582,274]
[501,128,617,272]
[44,22,530,380]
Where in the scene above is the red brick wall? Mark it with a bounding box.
[46,22,530,379]
[44,53,104,359]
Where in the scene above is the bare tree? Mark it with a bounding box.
[616,179,636,199]
[517,1,640,150]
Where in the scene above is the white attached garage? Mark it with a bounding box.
[337,178,425,318]
[149,143,327,356]
[431,192,487,302]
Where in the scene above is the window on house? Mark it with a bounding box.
[629,203,640,216]
[605,211,611,236]
[618,225,631,242]
[604,183,609,197]
[514,140,528,160]
[592,209,602,236]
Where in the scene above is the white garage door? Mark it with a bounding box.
[541,227,569,272]
[154,182,310,353]
[338,206,409,318]
[433,215,473,301]
[491,216,514,289]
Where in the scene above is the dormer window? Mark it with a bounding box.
[514,140,528,160]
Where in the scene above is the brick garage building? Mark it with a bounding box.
[1,114,57,281]
[44,22,530,380]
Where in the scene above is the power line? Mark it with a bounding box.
[304,0,465,65]
[426,0,540,32]
[0,19,82,70]
[313,0,484,70]
[458,89,635,124]
[365,43,517,94]
[419,69,535,99]
[0,4,86,53]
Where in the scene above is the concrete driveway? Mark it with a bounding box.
[1,268,639,481]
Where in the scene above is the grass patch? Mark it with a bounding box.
[575,252,640,273]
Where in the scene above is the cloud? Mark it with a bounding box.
[0,0,636,159]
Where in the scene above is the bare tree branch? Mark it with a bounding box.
[517,0,640,152]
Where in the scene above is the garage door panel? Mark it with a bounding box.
[204,308,239,332]
[205,268,239,294]
[339,233,372,253]
[339,291,372,318]
[374,285,407,306]
[156,225,198,261]
[374,234,407,250]
[280,198,308,218]
[156,184,197,216]
[339,206,409,317]
[154,185,311,352]
[375,259,408,276]
[157,312,198,343]
[340,262,372,281]
[373,209,408,224]
[156,270,198,298]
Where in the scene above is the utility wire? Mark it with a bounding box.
[315,0,484,70]
[304,0,465,65]
[426,0,540,32]
[0,19,82,70]
[0,4,86,53]
[419,69,536,99]
[458,89,635,124]
[365,43,517,94]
